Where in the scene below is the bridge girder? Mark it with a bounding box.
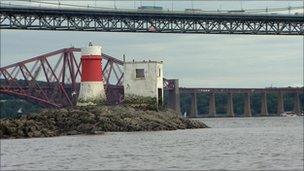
[180,87,304,94]
[0,48,124,108]
[0,7,303,35]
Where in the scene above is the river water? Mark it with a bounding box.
[1,117,303,170]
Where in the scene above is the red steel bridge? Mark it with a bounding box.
[0,6,303,35]
[0,48,303,117]
[0,48,124,108]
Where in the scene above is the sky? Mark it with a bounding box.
[1,0,303,11]
[0,0,303,88]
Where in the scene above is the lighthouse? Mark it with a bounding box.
[77,43,106,106]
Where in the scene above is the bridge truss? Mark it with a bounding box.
[0,6,303,35]
[0,48,124,108]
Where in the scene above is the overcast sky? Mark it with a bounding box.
[1,1,303,88]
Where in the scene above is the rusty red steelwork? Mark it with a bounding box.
[0,48,124,108]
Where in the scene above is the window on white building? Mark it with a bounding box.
[158,68,161,77]
[136,69,145,78]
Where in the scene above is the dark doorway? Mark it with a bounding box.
[158,88,163,106]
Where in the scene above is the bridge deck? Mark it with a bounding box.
[1,6,303,20]
[1,6,303,35]
[180,87,303,93]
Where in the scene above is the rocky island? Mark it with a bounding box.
[0,106,208,139]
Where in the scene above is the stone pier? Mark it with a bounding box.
[293,92,301,114]
[190,92,198,118]
[260,92,268,116]
[277,91,284,115]
[167,79,181,114]
[208,93,216,117]
[244,93,252,117]
[227,93,234,117]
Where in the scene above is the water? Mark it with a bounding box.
[1,117,303,170]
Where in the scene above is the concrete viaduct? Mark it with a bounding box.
[165,80,303,117]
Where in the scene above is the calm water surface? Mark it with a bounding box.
[1,117,303,170]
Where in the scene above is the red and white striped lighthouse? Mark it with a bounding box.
[77,43,106,105]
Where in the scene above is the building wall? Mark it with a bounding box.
[124,61,163,103]
[156,62,164,104]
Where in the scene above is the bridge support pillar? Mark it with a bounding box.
[260,92,268,116]
[244,93,252,117]
[227,93,234,117]
[293,92,301,114]
[208,93,216,117]
[190,92,198,118]
[277,91,284,115]
[167,79,181,115]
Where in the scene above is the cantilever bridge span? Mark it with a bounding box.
[0,48,124,108]
[0,6,303,35]
[0,48,302,117]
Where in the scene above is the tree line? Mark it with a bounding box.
[1,91,303,118]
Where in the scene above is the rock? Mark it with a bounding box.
[28,130,42,138]
[0,105,209,139]
[92,131,105,135]
[66,130,79,135]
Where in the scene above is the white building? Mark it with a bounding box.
[124,60,164,105]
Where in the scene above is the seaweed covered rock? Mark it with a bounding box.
[0,106,208,139]
[124,95,159,111]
